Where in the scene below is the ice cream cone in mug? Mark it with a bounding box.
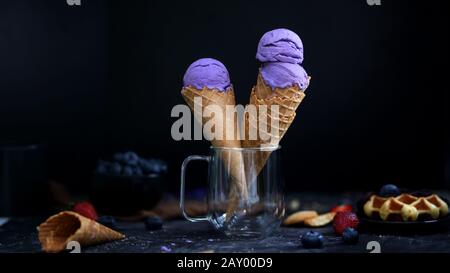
[244,28,310,177]
[181,58,248,219]
[243,72,309,175]
[226,29,311,215]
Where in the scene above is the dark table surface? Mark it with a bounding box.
[1,192,449,253]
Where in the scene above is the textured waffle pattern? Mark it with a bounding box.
[243,73,308,175]
[364,194,448,221]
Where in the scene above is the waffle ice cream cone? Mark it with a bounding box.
[225,74,309,217]
[243,73,309,174]
[38,211,125,253]
[181,86,248,213]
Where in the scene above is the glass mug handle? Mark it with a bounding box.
[180,155,210,222]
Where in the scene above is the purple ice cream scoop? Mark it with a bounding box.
[183,58,231,92]
[260,62,309,90]
[256,28,304,64]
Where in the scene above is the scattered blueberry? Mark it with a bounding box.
[342,227,359,244]
[144,216,163,230]
[379,184,400,197]
[139,158,168,174]
[96,151,167,177]
[98,215,117,229]
[139,159,152,172]
[300,231,324,248]
[123,151,139,166]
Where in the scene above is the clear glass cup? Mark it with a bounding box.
[180,146,284,237]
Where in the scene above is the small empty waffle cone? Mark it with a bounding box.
[181,86,248,219]
[38,211,125,253]
[364,193,448,222]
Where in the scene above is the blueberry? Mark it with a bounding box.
[144,216,163,230]
[122,166,134,176]
[300,231,324,248]
[342,227,359,244]
[138,158,168,174]
[379,184,400,197]
[139,159,153,174]
[98,215,117,229]
[124,151,139,166]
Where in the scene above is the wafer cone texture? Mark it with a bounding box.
[38,211,125,253]
[181,86,248,202]
[243,73,309,175]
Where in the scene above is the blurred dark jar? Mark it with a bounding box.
[0,144,49,216]
[90,173,166,216]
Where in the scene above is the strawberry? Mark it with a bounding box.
[333,212,359,235]
[331,204,353,213]
[72,201,98,221]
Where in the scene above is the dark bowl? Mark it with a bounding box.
[356,192,450,234]
[90,173,166,216]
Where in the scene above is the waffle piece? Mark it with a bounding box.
[363,195,388,219]
[364,193,448,222]
[410,198,439,220]
[395,194,418,204]
[425,194,449,217]
[379,198,418,221]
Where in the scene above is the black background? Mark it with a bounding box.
[0,0,449,193]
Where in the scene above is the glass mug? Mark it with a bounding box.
[180,146,284,237]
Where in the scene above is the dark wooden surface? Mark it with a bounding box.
[1,192,449,253]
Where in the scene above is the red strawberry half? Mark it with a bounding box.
[333,212,359,235]
[72,201,98,221]
[331,204,353,213]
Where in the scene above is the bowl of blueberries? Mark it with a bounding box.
[91,151,168,216]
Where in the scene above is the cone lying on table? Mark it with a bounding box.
[181,86,248,218]
[243,73,309,175]
[38,211,124,253]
